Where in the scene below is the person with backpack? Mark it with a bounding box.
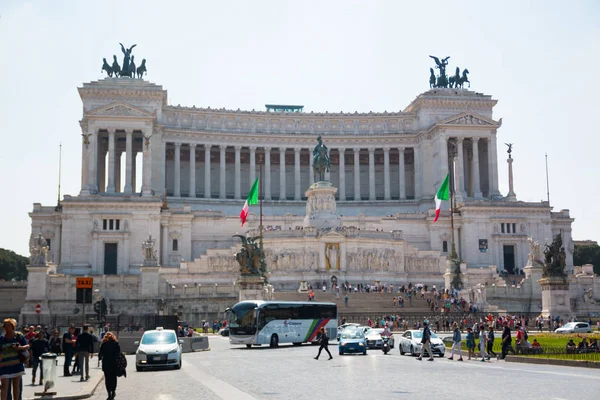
[99,332,121,400]
[515,324,526,354]
[0,318,29,400]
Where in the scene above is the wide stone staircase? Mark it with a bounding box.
[274,291,442,325]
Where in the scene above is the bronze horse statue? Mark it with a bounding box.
[101,58,113,77]
[313,145,330,182]
[136,59,147,79]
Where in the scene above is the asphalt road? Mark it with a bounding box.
[90,335,600,400]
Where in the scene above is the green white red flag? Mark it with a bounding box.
[433,173,449,223]
[240,178,259,226]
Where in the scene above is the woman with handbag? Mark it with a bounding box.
[99,332,121,400]
[0,318,30,400]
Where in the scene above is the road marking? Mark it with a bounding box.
[183,360,259,400]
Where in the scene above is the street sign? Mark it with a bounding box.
[76,277,93,289]
[35,304,41,314]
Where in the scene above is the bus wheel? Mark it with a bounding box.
[270,334,279,348]
[246,344,252,348]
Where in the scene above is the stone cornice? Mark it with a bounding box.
[403,89,497,113]
[78,78,167,104]
[85,101,155,120]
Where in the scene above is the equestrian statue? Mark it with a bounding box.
[428,56,471,89]
[101,43,148,79]
[312,136,331,182]
[233,234,266,276]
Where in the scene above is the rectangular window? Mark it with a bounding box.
[109,219,114,230]
[103,219,107,230]
[512,223,517,234]
[46,238,51,250]
[442,241,448,253]
[173,239,178,252]
[506,223,510,234]
[501,223,505,233]
[115,220,120,231]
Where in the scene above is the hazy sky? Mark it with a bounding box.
[1,0,599,256]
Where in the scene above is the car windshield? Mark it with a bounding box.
[368,329,384,335]
[341,331,364,339]
[141,331,177,345]
[562,323,576,328]
[411,331,439,339]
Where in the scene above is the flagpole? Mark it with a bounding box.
[259,153,264,254]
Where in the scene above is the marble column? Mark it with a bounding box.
[115,151,122,192]
[398,147,406,200]
[414,146,422,199]
[204,145,211,199]
[106,129,116,193]
[338,148,346,201]
[455,138,465,201]
[131,152,137,192]
[141,132,152,197]
[88,126,98,194]
[234,145,241,200]
[249,146,256,186]
[189,144,196,198]
[219,145,226,199]
[279,147,286,200]
[174,142,181,197]
[472,138,482,199]
[489,134,501,197]
[368,148,375,201]
[507,156,517,201]
[294,147,301,200]
[98,145,106,193]
[80,132,90,195]
[353,147,361,201]
[439,134,448,187]
[264,147,272,200]
[124,130,133,193]
[383,147,391,200]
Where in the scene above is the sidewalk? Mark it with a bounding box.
[21,356,104,400]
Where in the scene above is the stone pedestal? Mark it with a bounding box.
[303,181,340,229]
[236,275,266,302]
[523,263,543,295]
[506,158,517,202]
[444,260,468,290]
[539,277,572,319]
[140,267,161,297]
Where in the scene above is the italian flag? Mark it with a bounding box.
[240,178,259,226]
[433,173,449,223]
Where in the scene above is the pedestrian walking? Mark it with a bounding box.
[71,327,80,375]
[99,332,121,400]
[313,327,332,360]
[478,325,489,361]
[344,295,349,307]
[487,326,498,359]
[76,325,94,381]
[0,318,29,400]
[447,323,463,361]
[501,321,511,360]
[30,330,49,386]
[62,326,74,376]
[417,320,434,361]
[465,327,475,360]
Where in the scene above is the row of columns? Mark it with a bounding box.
[448,136,498,200]
[168,144,416,201]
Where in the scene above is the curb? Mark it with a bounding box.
[25,376,104,400]
[505,355,600,369]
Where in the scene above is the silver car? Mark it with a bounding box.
[365,328,395,349]
[398,329,445,357]
[555,322,592,334]
[135,328,184,371]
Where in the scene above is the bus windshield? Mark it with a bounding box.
[229,302,258,336]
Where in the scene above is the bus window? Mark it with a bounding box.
[230,302,258,335]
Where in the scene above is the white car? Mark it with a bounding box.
[364,328,395,349]
[555,322,592,334]
[135,327,184,371]
[398,329,445,357]
[337,323,360,341]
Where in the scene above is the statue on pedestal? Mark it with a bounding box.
[233,235,266,276]
[542,233,567,278]
[29,233,49,266]
[142,234,158,263]
[312,136,330,182]
[527,237,543,266]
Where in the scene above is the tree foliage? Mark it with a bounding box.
[573,244,600,275]
[0,248,28,281]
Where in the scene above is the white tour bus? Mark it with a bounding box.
[228,300,337,348]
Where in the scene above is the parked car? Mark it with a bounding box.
[135,327,184,371]
[365,328,395,349]
[555,322,592,334]
[398,329,445,357]
[337,323,360,341]
[338,329,367,355]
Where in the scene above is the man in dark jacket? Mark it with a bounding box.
[501,321,512,360]
[417,320,434,361]
[30,330,49,385]
[76,325,94,381]
[314,327,332,360]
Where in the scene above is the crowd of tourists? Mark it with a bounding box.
[0,320,124,400]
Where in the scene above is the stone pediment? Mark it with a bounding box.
[440,112,500,127]
[86,102,153,118]
[322,231,346,239]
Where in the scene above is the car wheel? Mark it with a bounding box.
[438,353,444,358]
[174,359,182,369]
[339,351,343,355]
[400,344,405,355]
[363,351,367,355]
[410,345,415,356]
[136,365,143,372]
[246,344,252,348]
[270,334,279,348]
